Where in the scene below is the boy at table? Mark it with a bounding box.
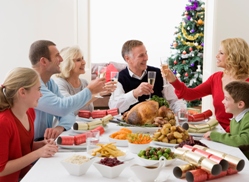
[204,81,249,159]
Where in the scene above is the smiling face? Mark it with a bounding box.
[71,53,86,76]
[24,80,42,108]
[125,45,148,76]
[46,45,63,74]
[216,45,228,69]
[222,90,240,116]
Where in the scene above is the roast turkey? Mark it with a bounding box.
[122,100,176,125]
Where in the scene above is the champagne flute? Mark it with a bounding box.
[95,66,107,98]
[160,57,170,87]
[110,71,119,100]
[147,71,156,99]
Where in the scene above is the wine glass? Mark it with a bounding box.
[147,71,156,99]
[160,57,170,87]
[110,71,119,100]
[95,66,107,98]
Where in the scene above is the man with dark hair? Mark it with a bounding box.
[29,40,106,140]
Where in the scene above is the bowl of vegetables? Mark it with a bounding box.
[127,133,152,154]
[137,146,176,166]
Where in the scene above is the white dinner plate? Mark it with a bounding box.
[151,141,178,147]
[71,125,108,134]
[187,119,208,125]
[76,114,121,122]
[57,143,87,149]
[188,132,204,137]
[121,126,160,134]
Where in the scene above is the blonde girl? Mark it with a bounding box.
[0,67,58,182]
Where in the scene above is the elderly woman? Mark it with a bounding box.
[53,46,116,114]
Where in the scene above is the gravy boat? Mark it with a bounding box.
[130,156,166,182]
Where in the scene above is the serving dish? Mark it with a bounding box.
[109,136,128,147]
[151,141,178,147]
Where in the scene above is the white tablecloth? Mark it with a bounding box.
[21,123,249,182]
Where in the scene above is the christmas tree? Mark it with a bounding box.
[168,0,205,107]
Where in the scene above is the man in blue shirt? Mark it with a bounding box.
[29,40,106,140]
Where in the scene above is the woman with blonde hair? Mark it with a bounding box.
[53,46,116,114]
[164,38,249,132]
[0,67,58,182]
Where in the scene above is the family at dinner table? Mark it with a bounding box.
[1,37,249,181]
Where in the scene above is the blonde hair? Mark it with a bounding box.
[222,38,249,79]
[0,67,39,111]
[56,46,83,79]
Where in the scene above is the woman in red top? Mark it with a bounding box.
[163,38,249,132]
[0,67,58,182]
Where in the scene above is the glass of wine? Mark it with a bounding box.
[147,71,156,99]
[160,56,170,87]
[95,66,107,98]
[110,71,119,100]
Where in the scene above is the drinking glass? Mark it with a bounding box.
[147,71,156,99]
[95,66,107,98]
[110,71,119,100]
[86,130,100,154]
[177,100,188,126]
[160,57,170,87]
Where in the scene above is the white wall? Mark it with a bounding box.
[89,0,186,67]
[0,0,79,82]
[202,0,249,112]
[0,0,187,83]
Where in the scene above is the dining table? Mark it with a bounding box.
[21,122,249,182]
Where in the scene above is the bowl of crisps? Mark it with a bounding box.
[89,142,126,160]
[60,154,95,176]
[93,157,129,178]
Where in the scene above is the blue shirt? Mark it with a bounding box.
[34,78,92,140]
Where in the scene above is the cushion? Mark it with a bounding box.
[105,63,118,82]
[109,61,127,71]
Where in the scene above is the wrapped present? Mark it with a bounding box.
[182,145,228,171]
[194,144,245,171]
[57,136,74,145]
[174,147,222,175]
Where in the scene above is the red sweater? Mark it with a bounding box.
[171,71,249,132]
[0,108,35,182]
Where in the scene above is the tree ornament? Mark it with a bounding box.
[194,42,198,46]
[176,73,181,78]
[185,72,189,77]
[174,60,177,64]
[197,19,204,25]
[173,70,177,74]
[196,65,201,72]
[189,47,193,51]
[173,42,178,48]
[201,42,204,47]
[190,63,195,67]
[182,50,187,55]
[190,18,193,21]
[187,27,190,30]
[190,29,195,33]
[185,11,188,15]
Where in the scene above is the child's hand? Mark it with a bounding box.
[203,131,211,140]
